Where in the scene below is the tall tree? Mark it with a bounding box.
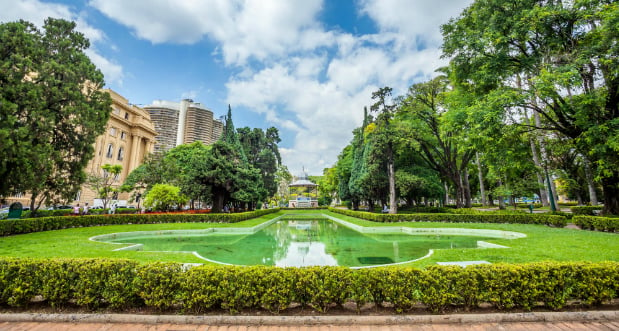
[86,164,122,209]
[370,87,398,214]
[442,0,619,214]
[0,18,111,211]
[399,78,474,208]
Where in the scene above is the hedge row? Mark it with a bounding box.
[22,207,138,218]
[0,208,279,237]
[573,216,619,232]
[0,258,616,313]
[570,206,604,216]
[329,208,567,227]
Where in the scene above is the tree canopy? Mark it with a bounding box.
[0,18,111,211]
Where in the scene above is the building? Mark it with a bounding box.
[82,89,157,204]
[3,89,157,208]
[145,99,223,153]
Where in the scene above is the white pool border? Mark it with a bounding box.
[89,213,526,268]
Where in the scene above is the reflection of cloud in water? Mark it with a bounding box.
[275,242,338,267]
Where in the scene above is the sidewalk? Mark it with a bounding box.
[0,311,618,330]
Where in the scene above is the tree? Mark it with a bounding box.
[237,126,281,200]
[370,87,398,214]
[143,183,187,212]
[86,164,122,209]
[398,78,474,208]
[442,0,619,214]
[0,18,111,211]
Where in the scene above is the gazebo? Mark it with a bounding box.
[288,173,318,208]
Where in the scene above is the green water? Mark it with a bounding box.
[107,219,490,267]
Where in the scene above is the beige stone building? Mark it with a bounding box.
[81,89,157,204]
[3,89,156,208]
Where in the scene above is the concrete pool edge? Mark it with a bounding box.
[89,212,526,267]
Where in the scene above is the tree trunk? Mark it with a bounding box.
[533,110,555,207]
[601,171,619,215]
[462,170,472,208]
[497,179,506,210]
[583,157,598,205]
[387,144,397,214]
[212,190,225,213]
[444,182,449,206]
[475,152,487,206]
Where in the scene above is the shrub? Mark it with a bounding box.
[328,207,567,227]
[0,208,280,237]
[571,206,603,216]
[0,258,616,313]
[573,216,619,232]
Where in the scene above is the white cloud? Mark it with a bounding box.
[358,0,473,48]
[89,0,327,66]
[0,0,124,85]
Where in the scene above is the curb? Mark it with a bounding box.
[0,311,617,325]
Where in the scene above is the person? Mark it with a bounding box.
[73,204,80,216]
[82,202,89,215]
[110,203,117,214]
[382,205,389,213]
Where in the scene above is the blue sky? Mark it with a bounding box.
[2,0,472,176]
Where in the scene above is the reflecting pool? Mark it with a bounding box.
[100,219,498,267]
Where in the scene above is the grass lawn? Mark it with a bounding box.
[0,210,616,267]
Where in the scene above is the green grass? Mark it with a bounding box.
[0,210,616,267]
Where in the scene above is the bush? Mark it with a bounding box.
[0,258,616,313]
[0,208,280,237]
[573,216,619,232]
[571,206,603,216]
[328,207,567,227]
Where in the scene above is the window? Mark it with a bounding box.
[114,173,120,181]
[113,106,120,115]
[117,147,124,161]
[106,143,114,158]
[124,112,129,120]
[75,190,81,201]
[120,131,127,140]
[109,127,117,136]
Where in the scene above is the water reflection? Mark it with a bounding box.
[108,219,488,267]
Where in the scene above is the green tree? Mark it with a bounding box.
[143,183,187,212]
[237,126,281,200]
[370,87,398,214]
[442,0,619,214]
[86,164,122,209]
[398,78,474,208]
[0,18,112,211]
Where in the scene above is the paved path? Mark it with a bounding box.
[1,311,618,331]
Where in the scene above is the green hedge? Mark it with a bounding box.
[573,216,619,232]
[570,206,604,215]
[0,208,279,237]
[0,258,616,313]
[329,207,567,227]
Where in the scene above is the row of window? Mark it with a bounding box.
[113,106,131,121]
[109,127,128,140]
[105,143,125,161]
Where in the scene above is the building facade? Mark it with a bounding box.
[82,89,157,204]
[3,89,157,208]
[145,99,223,153]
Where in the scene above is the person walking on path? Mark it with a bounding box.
[82,203,89,215]
[73,204,80,216]
[110,203,116,214]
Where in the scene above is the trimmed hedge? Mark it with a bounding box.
[0,208,279,237]
[571,206,604,216]
[329,207,567,227]
[573,216,619,232]
[0,258,616,313]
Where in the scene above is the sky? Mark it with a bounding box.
[1,0,473,176]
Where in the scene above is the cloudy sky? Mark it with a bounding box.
[1,0,472,176]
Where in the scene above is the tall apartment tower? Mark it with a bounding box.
[145,99,223,153]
